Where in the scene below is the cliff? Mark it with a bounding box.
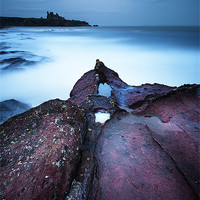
[0,61,199,199]
[0,12,90,28]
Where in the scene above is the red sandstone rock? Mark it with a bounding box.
[90,112,198,200]
[69,70,98,105]
[0,99,86,200]
[138,85,200,196]
[0,61,199,199]
[67,62,200,199]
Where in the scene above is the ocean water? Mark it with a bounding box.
[0,26,199,107]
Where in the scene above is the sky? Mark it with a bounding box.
[0,0,199,26]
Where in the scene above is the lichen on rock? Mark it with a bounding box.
[0,99,87,199]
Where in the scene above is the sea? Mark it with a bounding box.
[0,26,199,107]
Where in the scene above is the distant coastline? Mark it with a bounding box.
[0,11,92,28]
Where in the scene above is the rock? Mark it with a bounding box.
[0,60,199,199]
[0,99,87,199]
[138,84,200,196]
[0,50,25,55]
[69,60,199,199]
[0,99,31,124]
[0,57,37,70]
[90,112,198,200]
[69,70,98,105]
[0,42,10,50]
[0,51,47,72]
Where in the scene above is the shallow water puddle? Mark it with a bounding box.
[98,83,112,97]
[120,114,182,135]
[95,112,110,123]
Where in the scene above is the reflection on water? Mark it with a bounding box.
[0,26,199,107]
[95,112,111,123]
[98,83,112,97]
[120,114,182,135]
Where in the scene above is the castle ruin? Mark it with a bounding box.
[47,12,64,20]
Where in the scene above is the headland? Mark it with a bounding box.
[0,12,91,28]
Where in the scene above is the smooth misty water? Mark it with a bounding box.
[0,26,199,107]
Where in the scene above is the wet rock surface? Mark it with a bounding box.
[0,48,47,72]
[0,57,37,70]
[138,84,200,196]
[0,60,199,199]
[90,112,197,200]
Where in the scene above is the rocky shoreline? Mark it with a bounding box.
[0,61,199,199]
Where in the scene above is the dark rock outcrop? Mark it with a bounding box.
[0,60,199,199]
[0,48,47,72]
[0,57,37,70]
[0,51,25,55]
[0,99,31,124]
